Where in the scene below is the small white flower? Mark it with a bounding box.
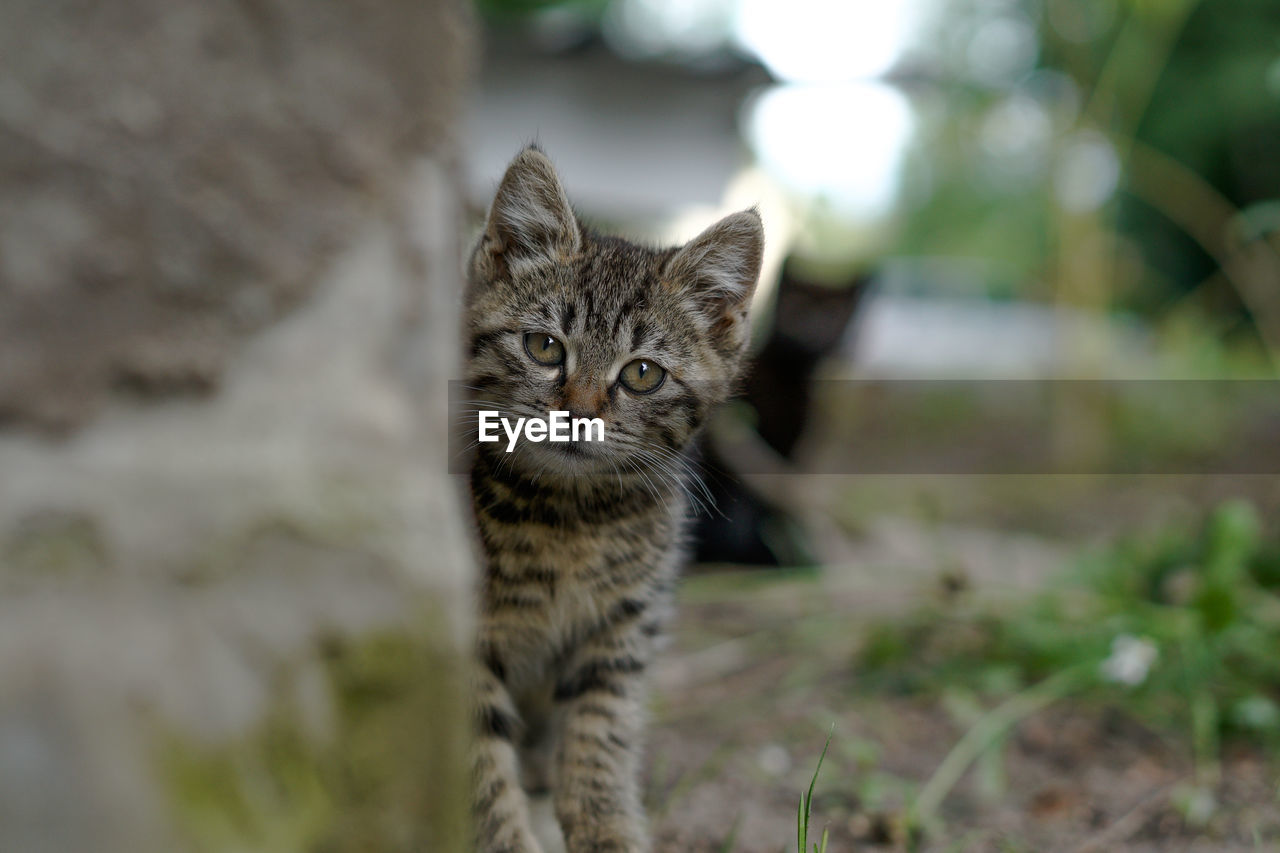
[1100,634,1158,686]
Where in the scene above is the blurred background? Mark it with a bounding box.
[466,0,1280,850]
[2,1,1277,851]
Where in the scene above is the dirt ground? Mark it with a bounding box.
[647,512,1280,853]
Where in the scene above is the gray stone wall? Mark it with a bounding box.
[0,2,475,850]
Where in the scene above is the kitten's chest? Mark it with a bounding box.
[480,514,675,670]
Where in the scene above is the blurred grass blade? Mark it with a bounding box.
[718,814,742,853]
[798,724,834,853]
[797,794,805,853]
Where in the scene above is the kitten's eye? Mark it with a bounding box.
[523,332,565,366]
[618,359,666,394]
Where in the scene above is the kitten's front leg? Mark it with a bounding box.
[552,623,653,853]
[473,661,546,853]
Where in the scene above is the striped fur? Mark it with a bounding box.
[465,147,763,853]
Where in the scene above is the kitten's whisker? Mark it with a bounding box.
[621,457,663,507]
[623,448,697,514]
[635,443,720,517]
[626,445,718,518]
[454,440,483,457]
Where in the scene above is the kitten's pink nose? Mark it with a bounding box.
[562,383,606,419]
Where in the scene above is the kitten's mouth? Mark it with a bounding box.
[543,440,602,465]
[521,439,615,478]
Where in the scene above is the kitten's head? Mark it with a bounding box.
[465,146,763,481]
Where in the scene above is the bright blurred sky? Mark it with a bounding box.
[602,0,931,219]
[733,0,923,83]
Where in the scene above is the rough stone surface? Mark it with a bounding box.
[0,0,469,432]
[0,2,475,851]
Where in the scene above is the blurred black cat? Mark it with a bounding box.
[691,259,870,567]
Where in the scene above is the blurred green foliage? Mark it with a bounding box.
[858,500,1280,765]
[901,0,1280,352]
[163,627,470,852]
[1126,0,1280,292]
[474,0,605,22]
[471,0,1280,361]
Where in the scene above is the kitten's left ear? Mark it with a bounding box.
[477,147,581,278]
[664,208,764,344]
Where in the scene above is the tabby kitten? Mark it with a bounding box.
[464,147,764,853]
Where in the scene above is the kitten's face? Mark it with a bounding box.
[465,148,763,482]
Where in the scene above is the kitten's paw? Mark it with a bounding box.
[561,821,649,853]
[529,792,566,853]
[478,826,547,853]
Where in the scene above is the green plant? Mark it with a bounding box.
[858,499,1280,835]
[797,726,833,853]
[910,663,1095,833]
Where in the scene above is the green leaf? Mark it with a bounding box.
[798,725,834,853]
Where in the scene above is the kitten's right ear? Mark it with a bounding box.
[476,147,581,279]
[663,208,764,353]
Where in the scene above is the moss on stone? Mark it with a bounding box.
[3,511,107,579]
[161,617,470,852]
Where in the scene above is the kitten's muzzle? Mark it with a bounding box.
[560,384,608,420]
